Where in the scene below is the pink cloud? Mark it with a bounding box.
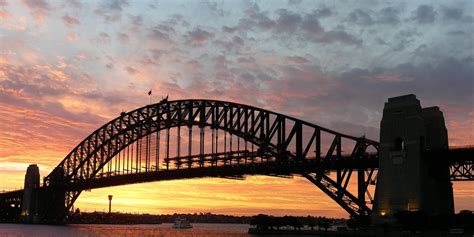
[147,25,176,46]
[61,14,80,27]
[93,32,111,44]
[125,66,138,75]
[446,113,474,146]
[270,64,336,98]
[285,55,309,64]
[21,0,51,21]
[370,73,414,82]
[117,32,129,44]
[185,28,214,47]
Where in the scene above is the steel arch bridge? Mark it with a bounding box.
[1,99,472,223]
[40,99,379,218]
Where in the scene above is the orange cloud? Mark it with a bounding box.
[0,16,27,30]
[0,10,11,19]
[66,32,79,41]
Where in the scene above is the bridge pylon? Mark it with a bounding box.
[373,94,454,221]
[20,165,66,224]
[20,164,40,222]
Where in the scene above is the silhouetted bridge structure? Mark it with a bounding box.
[0,98,472,223]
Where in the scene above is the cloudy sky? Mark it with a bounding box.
[0,0,472,217]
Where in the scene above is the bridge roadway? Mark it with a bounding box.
[0,151,378,199]
[426,146,474,181]
[0,146,471,200]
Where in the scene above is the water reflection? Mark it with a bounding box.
[0,223,251,237]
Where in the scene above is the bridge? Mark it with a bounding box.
[0,95,472,223]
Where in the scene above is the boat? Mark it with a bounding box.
[172,218,193,229]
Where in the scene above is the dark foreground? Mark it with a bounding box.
[249,228,474,237]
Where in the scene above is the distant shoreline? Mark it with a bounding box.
[68,211,253,225]
[67,211,345,225]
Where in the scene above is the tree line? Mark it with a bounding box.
[250,214,335,231]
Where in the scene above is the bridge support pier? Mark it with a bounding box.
[20,165,66,224]
[373,95,454,222]
[20,164,40,223]
[35,187,66,224]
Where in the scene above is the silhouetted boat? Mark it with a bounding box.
[172,218,192,229]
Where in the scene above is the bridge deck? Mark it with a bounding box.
[0,156,378,201]
[1,147,472,200]
[65,157,378,191]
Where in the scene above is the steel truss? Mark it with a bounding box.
[450,163,473,181]
[425,147,474,181]
[41,100,379,217]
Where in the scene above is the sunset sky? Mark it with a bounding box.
[0,0,472,218]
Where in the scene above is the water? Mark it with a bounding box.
[0,223,252,237]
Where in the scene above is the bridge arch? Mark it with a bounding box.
[44,99,379,218]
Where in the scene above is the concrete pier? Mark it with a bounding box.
[373,94,454,220]
[21,164,40,222]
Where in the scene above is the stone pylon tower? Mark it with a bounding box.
[373,95,454,219]
[21,164,40,222]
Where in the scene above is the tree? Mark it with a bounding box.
[307,216,317,230]
[459,210,472,215]
[318,217,331,231]
[250,214,272,230]
[347,217,358,231]
[359,215,371,230]
[272,217,285,230]
[394,211,427,233]
[287,216,302,230]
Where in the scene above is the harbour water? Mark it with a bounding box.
[0,223,252,237]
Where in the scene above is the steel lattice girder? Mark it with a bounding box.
[450,162,473,181]
[43,100,380,216]
[424,147,474,181]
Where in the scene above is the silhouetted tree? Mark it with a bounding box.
[347,217,358,231]
[286,216,302,230]
[273,217,285,230]
[394,211,428,233]
[317,217,331,231]
[359,215,371,230]
[455,210,474,230]
[459,210,472,215]
[250,214,272,230]
[306,216,317,230]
